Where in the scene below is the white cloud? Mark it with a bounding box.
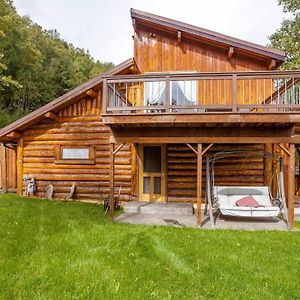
[12,0,290,64]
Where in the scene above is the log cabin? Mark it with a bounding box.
[0,9,300,228]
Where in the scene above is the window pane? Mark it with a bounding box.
[143,146,161,172]
[143,177,150,194]
[62,148,89,159]
[154,177,161,194]
[171,80,197,105]
[144,81,166,106]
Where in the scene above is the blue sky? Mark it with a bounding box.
[13,0,291,64]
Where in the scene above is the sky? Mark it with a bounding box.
[12,0,291,65]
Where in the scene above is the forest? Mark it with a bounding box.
[0,0,299,127]
[0,0,113,127]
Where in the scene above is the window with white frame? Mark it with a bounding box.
[55,145,95,164]
[61,148,90,159]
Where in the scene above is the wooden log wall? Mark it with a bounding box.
[167,144,265,203]
[21,93,133,201]
[0,143,17,192]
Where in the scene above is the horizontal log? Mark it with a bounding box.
[24,127,110,136]
[23,161,131,169]
[24,133,110,141]
[23,140,111,146]
[34,192,132,201]
[25,174,132,181]
[23,168,131,176]
[23,150,54,157]
[168,190,196,196]
[167,197,197,203]
[35,180,131,188]
[36,186,131,194]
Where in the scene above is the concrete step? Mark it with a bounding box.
[124,201,194,216]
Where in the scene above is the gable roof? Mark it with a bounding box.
[131,9,286,63]
[0,58,135,141]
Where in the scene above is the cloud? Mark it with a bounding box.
[12,0,289,64]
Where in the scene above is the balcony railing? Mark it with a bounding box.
[102,70,300,114]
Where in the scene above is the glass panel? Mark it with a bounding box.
[143,146,161,173]
[171,80,197,105]
[154,177,161,194]
[62,148,89,159]
[144,81,166,106]
[143,177,150,194]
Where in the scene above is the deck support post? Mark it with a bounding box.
[264,144,272,186]
[109,142,115,221]
[287,143,295,230]
[196,144,202,227]
[283,143,289,201]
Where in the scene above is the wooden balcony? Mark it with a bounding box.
[102,70,300,127]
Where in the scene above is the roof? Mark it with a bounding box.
[0,58,135,141]
[131,9,286,63]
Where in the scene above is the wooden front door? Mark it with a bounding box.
[138,145,166,202]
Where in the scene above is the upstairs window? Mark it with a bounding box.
[144,81,166,106]
[171,80,197,106]
[144,75,197,107]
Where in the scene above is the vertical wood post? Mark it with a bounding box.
[232,74,237,112]
[109,142,115,221]
[197,144,202,226]
[165,76,170,113]
[264,144,272,186]
[283,143,289,200]
[17,137,23,196]
[165,144,168,203]
[271,144,277,197]
[102,78,108,114]
[1,144,7,193]
[288,143,295,230]
[131,144,138,200]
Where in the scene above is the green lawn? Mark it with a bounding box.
[0,194,300,300]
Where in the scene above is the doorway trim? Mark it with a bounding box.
[138,144,166,202]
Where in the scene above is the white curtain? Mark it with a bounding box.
[144,81,166,105]
[175,80,197,105]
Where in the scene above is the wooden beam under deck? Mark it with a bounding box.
[111,126,297,144]
[102,113,300,126]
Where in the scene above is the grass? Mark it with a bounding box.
[0,194,300,300]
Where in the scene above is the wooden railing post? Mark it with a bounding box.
[165,76,170,113]
[102,78,108,114]
[232,74,237,112]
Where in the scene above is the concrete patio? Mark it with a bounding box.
[115,201,300,231]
